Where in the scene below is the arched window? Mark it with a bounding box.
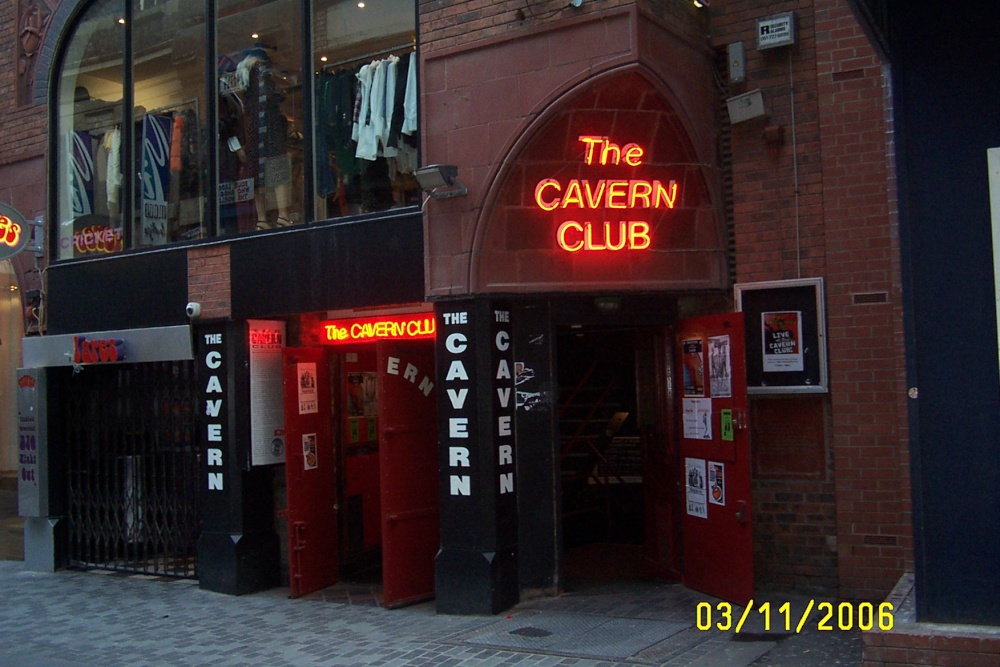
[53,0,418,260]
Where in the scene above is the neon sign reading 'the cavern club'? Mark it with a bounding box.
[321,313,436,345]
[533,135,678,253]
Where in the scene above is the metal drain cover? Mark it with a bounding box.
[462,612,689,660]
[511,626,553,638]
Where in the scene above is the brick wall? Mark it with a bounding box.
[1,0,50,166]
[187,245,232,320]
[711,0,909,600]
[864,632,1000,667]
[813,0,910,600]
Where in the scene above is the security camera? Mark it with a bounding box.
[186,302,202,319]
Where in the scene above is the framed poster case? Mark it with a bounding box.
[735,278,828,394]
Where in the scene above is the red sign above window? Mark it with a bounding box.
[320,313,436,345]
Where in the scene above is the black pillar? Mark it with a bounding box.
[196,321,279,594]
[435,299,519,614]
[512,300,562,592]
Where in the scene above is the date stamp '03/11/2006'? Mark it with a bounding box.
[696,600,895,633]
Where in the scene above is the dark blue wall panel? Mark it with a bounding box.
[892,3,1000,624]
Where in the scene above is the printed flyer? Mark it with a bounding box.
[302,433,318,470]
[708,334,732,398]
[685,457,708,518]
[297,362,318,414]
[682,397,713,440]
[708,461,726,506]
[682,338,705,397]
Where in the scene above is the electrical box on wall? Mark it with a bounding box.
[726,89,766,124]
[756,12,796,50]
[727,42,746,84]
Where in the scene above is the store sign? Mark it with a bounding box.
[321,313,436,345]
[533,135,679,253]
[0,202,29,260]
[73,335,126,364]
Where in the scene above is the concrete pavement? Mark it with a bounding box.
[0,560,862,666]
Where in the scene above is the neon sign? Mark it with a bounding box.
[0,215,22,249]
[322,313,436,345]
[534,135,678,253]
[0,202,30,260]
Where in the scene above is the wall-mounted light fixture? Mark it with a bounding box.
[692,0,709,8]
[414,164,468,199]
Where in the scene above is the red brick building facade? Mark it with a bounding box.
[3,0,916,620]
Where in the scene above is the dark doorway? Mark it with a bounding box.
[556,327,647,581]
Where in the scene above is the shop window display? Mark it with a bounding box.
[313,0,419,217]
[53,0,417,260]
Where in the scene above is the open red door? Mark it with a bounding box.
[283,348,338,598]
[377,339,439,607]
[675,313,753,604]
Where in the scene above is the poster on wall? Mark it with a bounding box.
[297,362,318,414]
[347,372,378,416]
[682,398,713,440]
[682,338,705,397]
[708,335,732,398]
[685,457,708,518]
[762,311,804,372]
[735,278,828,394]
[347,371,378,443]
[708,461,725,506]
[249,320,286,466]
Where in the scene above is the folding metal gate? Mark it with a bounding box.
[60,361,200,578]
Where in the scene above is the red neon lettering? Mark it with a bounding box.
[535,179,561,211]
[322,316,436,344]
[534,179,678,210]
[557,221,651,252]
[0,215,21,248]
[577,136,644,166]
[606,180,628,209]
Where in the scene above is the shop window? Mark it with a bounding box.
[217,0,303,233]
[312,0,419,217]
[55,0,125,259]
[53,0,417,261]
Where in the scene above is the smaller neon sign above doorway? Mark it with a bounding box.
[321,313,436,345]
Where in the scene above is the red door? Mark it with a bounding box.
[675,314,753,604]
[377,339,440,607]
[283,348,338,598]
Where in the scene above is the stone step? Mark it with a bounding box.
[0,518,24,562]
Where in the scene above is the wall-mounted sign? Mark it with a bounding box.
[320,313,435,345]
[248,320,285,466]
[735,278,828,394]
[0,202,30,260]
[756,12,796,50]
[534,135,679,253]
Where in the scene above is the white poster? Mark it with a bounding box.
[682,397,713,440]
[708,335,732,398]
[685,457,708,518]
[249,320,285,465]
[297,362,318,414]
[708,461,725,506]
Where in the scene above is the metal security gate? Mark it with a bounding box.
[61,361,200,578]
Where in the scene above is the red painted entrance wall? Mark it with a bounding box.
[421,6,720,296]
